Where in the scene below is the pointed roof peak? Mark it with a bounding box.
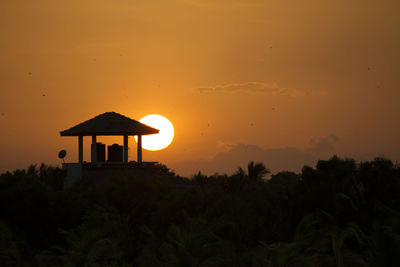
[60,112,159,136]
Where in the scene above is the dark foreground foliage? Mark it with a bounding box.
[0,157,399,266]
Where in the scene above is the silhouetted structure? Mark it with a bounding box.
[61,111,159,163]
[60,112,159,187]
[108,144,123,162]
[91,142,105,162]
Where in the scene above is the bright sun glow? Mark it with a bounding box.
[135,114,174,151]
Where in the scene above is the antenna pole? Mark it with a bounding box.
[137,135,142,164]
[78,135,83,163]
[123,135,128,163]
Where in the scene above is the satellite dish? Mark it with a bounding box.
[58,150,67,163]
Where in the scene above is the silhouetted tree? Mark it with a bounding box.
[247,161,270,182]
[1,157,399,266]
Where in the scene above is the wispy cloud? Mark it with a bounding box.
[195,82,307,97]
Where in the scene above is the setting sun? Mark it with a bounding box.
[135,114,174,151]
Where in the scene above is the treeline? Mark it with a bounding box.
[0,157,399,266]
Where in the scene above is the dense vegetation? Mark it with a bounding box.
[0,157,399,266]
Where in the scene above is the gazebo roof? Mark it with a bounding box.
[60,112,159,136]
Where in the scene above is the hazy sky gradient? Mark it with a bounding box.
[1,0,399,175]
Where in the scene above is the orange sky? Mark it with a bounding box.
[1,0,399,176]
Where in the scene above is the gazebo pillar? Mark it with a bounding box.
[123,135,128,163]
[78,135,83,163]
[91,135,97,163]
[137,135,142,163]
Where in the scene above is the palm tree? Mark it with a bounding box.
[247,161,270,182]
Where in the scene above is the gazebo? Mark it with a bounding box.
[60,112,159,164]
